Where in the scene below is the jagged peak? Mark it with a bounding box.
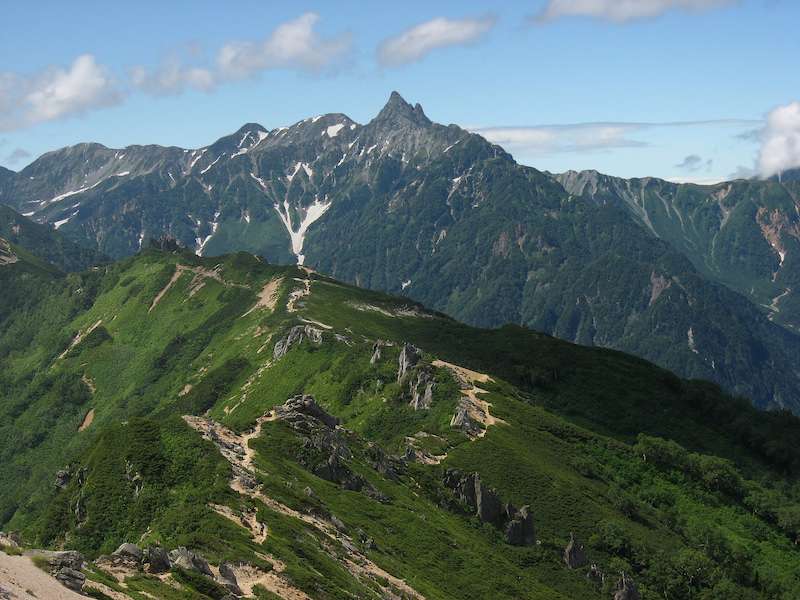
[372,91,431,128]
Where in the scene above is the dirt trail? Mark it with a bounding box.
[58,319,102,359]
[243,277,283,317]
[432,359,506,439]
[0,551,86,600]
[184,413,426,600]
[78,408,95,432]
[286,277,311,312]
[149,264,239,312]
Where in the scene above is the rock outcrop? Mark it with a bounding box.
[397,343,421,382]
[273,325,323,360]
[218,561,243,596]
[613,573,641,600]
[274,394,340,429]
[34,550,86,593]
[443,470,535,545]
[564,533,588,569]
[144,546,171,574]
[408,368,435,410]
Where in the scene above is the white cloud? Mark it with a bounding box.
[378,16,496,67]
[535,0,736,23]
[472,119,759,155]
[130,60,215,96]
[0,54,121,131]
[217,12,352,79]
[130,13,351,96]
[758,101,800,178]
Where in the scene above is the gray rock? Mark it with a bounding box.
[55,469,70,489]
[218,561,243,596]
[370,341,384,364]
[54,567,85,593]
[330,515,347,532]
[397,343,421,382]
[475,477,503,526]
[113,543,142,561]
[167,547,213,576]
[504,505,535,546]
[37,550,85,572]
[613,573,641,600]
[274,395,339,429]
[450,405,481,436]
[273,325,323,360]
[564,533,587,568]
[408,368,435,410]
[145,546,171,574]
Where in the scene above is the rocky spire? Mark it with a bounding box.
[372,91,431,128]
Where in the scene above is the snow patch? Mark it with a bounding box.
[401,279,412,290]
[325,123,345,138]
[42,178,105,206]
[187,148,207,172]
[687,327,699,354]
[286,162,312,182]
[196,210,221,256]
[114,171,130,177]
[200,154,223,174]
[22,211,35,217]
[250,173,269,189]
[311,115,322,123]
[273,197,332,265]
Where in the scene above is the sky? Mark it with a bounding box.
[1,0,799,183]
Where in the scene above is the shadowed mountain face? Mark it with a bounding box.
[2,93,800,411]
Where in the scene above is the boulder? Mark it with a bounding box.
[504,505,535,546]
[38,550,85,572]
[274,395,339,429]
[450,405,481,437]
[168,547,213,577]
[397,343,421,382]
[564,533,587,569]
[218,561,243,596]
[54,567,86,593]
[145,546,171,574]
[613,573,641,600]
[55,469,70,489]
[113,543,142,561]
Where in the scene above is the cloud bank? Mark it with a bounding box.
[378,16,495,67]
[535,0,736,23]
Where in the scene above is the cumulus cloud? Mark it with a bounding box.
[378,15,496,67]
[131,13,351,95]
[0,54,121,131]
[758,101,800,178]
[217,12,352,79]
[675,154,712,171]
[534,0,736,23]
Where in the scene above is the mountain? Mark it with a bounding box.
[0,205,105,272]
[555,170,800,333]
[2,93,800,412]
[1,246,799,599]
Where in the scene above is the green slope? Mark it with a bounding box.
[1,249,799,599]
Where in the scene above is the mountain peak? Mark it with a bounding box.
[373,91,431,127]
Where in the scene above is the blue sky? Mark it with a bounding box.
[1,0,798,182]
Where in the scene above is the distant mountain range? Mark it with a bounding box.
[2,92,799,411]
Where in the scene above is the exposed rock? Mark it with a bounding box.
[168,547,213,577]
[365,443,404,480]
[408,368,435,410]
[331,515,347,532]
[475,479,503,526]
[273,325,323,359]
[218,561,243,596]
[54,567,86,593]
[397,343,421,382]
[55,469,71,489]
[37,550,85,572]
[370,340,385,364]
[113,543,142,561]
[564,533,587,569]
[613,573,641,600]
[504,505,535,546]
[274,394,339,429]
[443,470,533,543]
[586,563,605,586]
[144,546,171,574]
[450,405,482,437]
